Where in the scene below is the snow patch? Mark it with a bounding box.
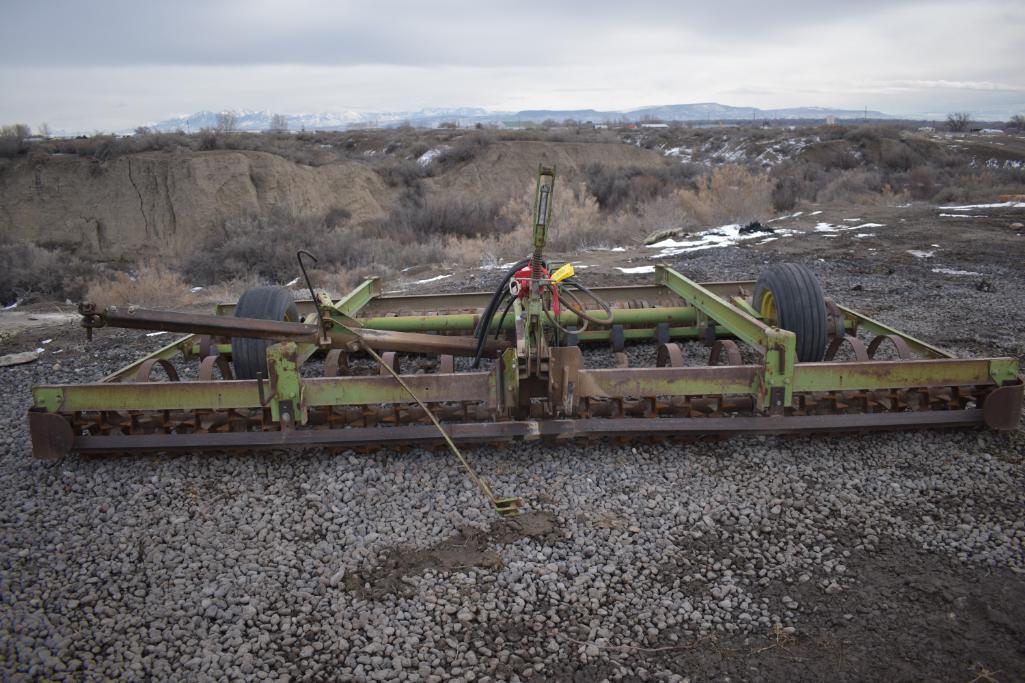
[814,222,883,233]
[938,213,988,218]
[616,265,656,274]
[768,211,803,223]
[648,223,775,257]
[931,267,981,276]
[418,147,445,167]
[414,274,453,284]
[146,331,168,337]
[937,201,1025,209]
[907,250,935,258]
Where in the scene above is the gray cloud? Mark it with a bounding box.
[0,0,1022,130]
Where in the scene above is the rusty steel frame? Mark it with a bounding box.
[28,267,1025,460]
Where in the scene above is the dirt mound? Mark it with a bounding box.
[426,140,670,196]
[345,511,562,598]
[0,151,391,259]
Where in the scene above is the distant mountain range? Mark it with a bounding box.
[145,103,894,133]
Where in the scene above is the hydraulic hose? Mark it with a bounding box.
[471,258,530,367]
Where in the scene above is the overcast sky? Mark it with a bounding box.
[1,0,1023,132]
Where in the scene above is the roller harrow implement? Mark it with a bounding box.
[27,166,1024,513]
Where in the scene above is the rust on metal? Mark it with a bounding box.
[982,382,1025,431]
[825,335,870,362]
[28,411,75,461]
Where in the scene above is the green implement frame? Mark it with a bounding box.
[27,165,1024,474]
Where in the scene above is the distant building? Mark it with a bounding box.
[979,128,1003,135]
[824,115,837,125]
[640,123,669,128]
[918,126,935,133]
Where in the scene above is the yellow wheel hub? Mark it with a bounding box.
[759,290,778,326]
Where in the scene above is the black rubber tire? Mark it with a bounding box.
[655,321,671,345]
[610,324,626,352]
[563,325,578,347]
[752,264,827,363]
[231,286,299,380]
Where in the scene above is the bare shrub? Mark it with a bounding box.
[816,169,886,204]
[216,111,239,133]
[0,241,94,304]
[946,112,972,132]
[86,263,195,308]
[325,206,352,228]
[582,163,699,212]
[499,181,608,250]
[879,139,920,172]
[386,192,511,239]
[182,205,459,287]
[675,165,772,226]
[377,159,427,188]
[182,210,331,284]
[431,130,493,170]
[0,124,32,158]
[771,171,801,211]
[908,166,936,201]
[268,114,289,133]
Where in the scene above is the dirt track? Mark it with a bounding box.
[1,201,1024,681]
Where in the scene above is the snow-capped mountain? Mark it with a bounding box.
[144,103,896,133]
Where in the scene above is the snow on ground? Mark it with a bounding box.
[642,218,887,259]
[908,250,936,258]
[417,147,446,167]
[813,222,883,233]
[615,266,656,274]
[931,267,981,276]
[767,211,803,223]
[479,261,518,271]
[937,201,1025,209]
[938,214,989,218]
[414,274,453,284]
[647,223,779,257]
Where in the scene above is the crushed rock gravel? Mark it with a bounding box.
[2,207,1025,681]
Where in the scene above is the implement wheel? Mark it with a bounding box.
[753,264,827,362]
[231,286,299,380]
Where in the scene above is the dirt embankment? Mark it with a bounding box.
[0,140,673,261]
[0,151,392,259]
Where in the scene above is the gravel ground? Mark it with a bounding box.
[2,203,1025,681]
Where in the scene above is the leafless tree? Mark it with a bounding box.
[134,126,153,136]
[1,123,31,140]
[216,111,238,133]
[268,113,288,133]
[946,112,972,132]
[1010,114,1025,130]
[37,123,51,138]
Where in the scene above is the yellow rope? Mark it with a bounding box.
[359,341,522,516]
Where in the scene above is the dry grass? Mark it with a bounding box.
[675,164,772,227]
[86,263,196,308]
